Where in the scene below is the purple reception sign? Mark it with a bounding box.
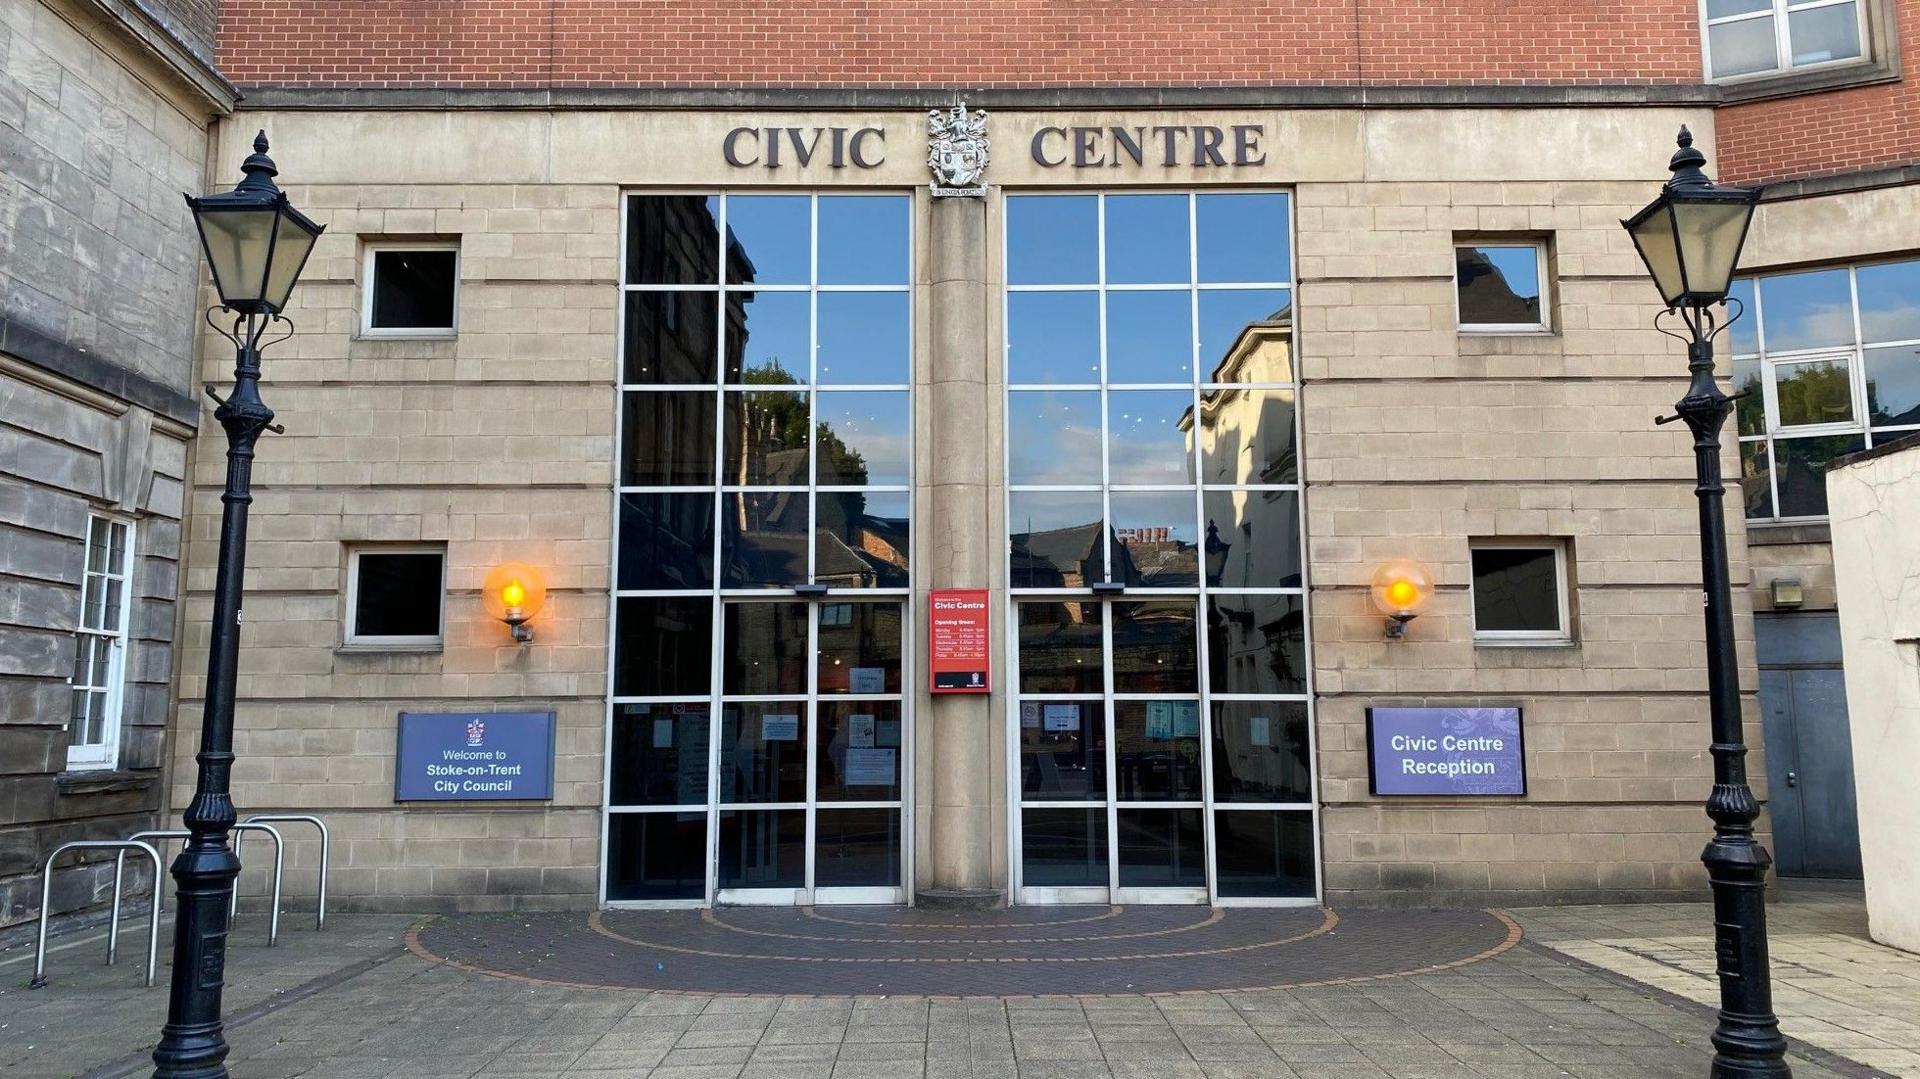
[1366,707,1526,796]
[395,711,556,801]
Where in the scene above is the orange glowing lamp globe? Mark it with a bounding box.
[482,562,547,641]
[1370,559,1433,637]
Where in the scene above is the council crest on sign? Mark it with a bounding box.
[928,103,989,197]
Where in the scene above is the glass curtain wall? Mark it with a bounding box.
[606,192,913,905]
[1728,258,1920,521]
[1004,191,1316,904]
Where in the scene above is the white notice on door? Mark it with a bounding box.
[1043,704,1080,732]
[876,718,900,746]
[652,718,673,748]
[1021,702,1041,729]
[849,667,887,693]
[844,747,896,786]
[1146,701,1173,740]
[1173,701,1201,738]
[850,714,876,748]
[1249,715,1270,746]
[762,714,800,741]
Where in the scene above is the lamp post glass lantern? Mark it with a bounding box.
[155,131,321,1079]
[1622,127,1787,1079]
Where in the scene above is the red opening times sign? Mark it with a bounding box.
[929,588,990,693]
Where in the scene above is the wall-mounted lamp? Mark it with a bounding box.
[482,562,547,643]
[1769,577,1804,610]
[1370,559,1434,639]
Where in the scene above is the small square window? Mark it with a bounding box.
[1455,242,1549,333]
[346,546,446,647]
[363,245,458,335]
[1470,541,1571,643]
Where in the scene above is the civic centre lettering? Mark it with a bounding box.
[1366,707,1526,796]
[723,126,886,169]
[1030,124,1267,168]
[395,711,556,801]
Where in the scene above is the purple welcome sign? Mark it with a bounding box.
[1366,707,1526,796]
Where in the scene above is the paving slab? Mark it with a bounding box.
[0,893,1901,1079]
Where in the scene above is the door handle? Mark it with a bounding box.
[1785,771,1797,788]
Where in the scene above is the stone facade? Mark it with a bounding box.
[170,104,1780,911]
[0,0,230,928]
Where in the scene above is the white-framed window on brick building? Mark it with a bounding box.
[1701,0,1867,82]
[1729,257,1920,521]
[361,242,459,337]
[67,514,135,771]
[1469,540,1572,645]
[1454,240,1550,333]
[344,545,447,648]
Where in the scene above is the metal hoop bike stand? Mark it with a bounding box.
[30,839,163,989]
[241,814,330,929]
[128,822,285,945]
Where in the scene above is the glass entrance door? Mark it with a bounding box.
[606,598,908,906]
[714,599,907,904]
[1004,189,1316,905]
[1016,599,1209,903]
[605,190,913,907]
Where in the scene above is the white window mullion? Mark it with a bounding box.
[66,515,134,771]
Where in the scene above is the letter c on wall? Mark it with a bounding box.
[723,127,758,167]
[1031,127,1067,168]
[849,128,885,169]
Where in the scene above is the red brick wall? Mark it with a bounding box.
[1716,1,1920,184]
[216,0,1703,89]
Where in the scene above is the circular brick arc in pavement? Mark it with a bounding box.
[408,905,1522,996]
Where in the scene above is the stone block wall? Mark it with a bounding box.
[0,0,220,929]
[183,105,1776,911]
[169,170,619,912]
[1294,176,1766,906]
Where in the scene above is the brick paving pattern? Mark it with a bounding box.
[1,893,1906,1078]
[409,905,1517,995]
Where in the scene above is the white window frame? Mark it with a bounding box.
[1700,0,1869,83]
[1735,258,1920,523]
[1468,539,1572,645]
[1453,241,1551,334]
[343,544,448,649]
[360,241,461,338]
[603,190,918,909]
[1000,189,1321,909]
[66,514,135,771]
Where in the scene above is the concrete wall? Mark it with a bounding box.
[180,104,1768,910]
[0,0,226,927]
[1826,439,1920,953]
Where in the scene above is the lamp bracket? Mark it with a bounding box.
[202,384,285,434]
[1658,388,1745,426]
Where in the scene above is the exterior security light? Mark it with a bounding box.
[483,563,548,643]
[1370,559,1434,639]
[1621,126,1759,312]
[184,131,325,316]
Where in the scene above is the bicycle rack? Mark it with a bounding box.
[128,821,284,945]
[241,814,329,930]
[30,840,163,989]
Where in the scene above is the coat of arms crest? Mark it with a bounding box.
[927,103,989,197]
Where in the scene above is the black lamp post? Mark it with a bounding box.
[156,131,322,1079]
[1622,128,1785,1079]
[1202,519,1232,587]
